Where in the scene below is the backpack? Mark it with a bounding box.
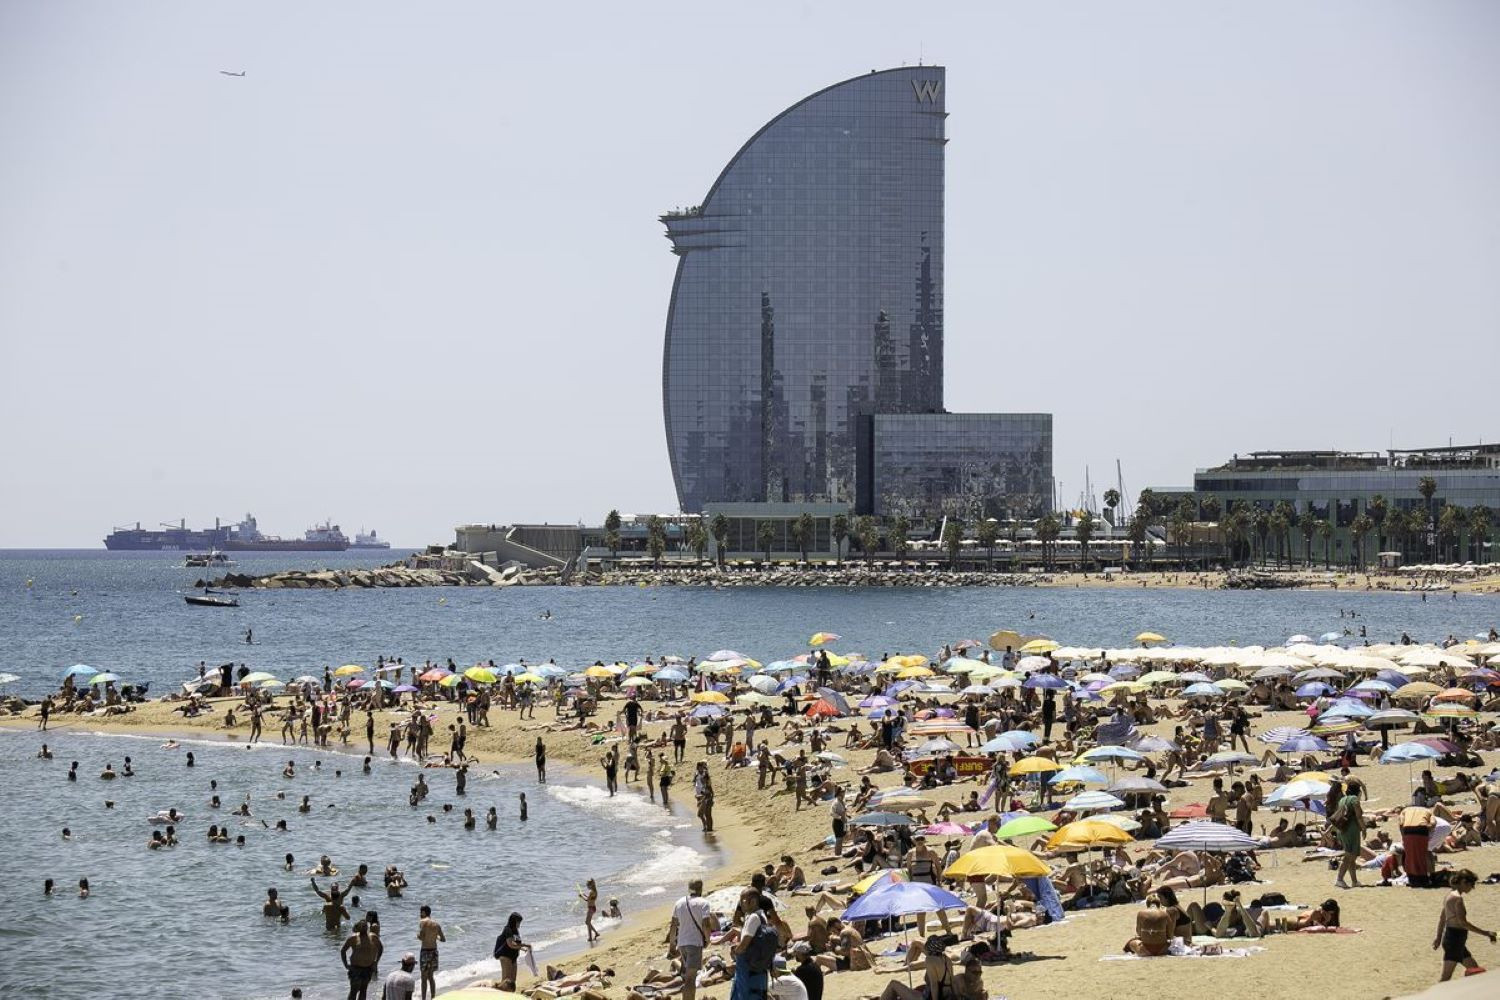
[743,917,781,974]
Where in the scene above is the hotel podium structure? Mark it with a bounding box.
[661,67,1050,521]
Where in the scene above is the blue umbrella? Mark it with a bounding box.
[1023,674,1069,690]
[1048,765,1109,785]
[654,668,688,683]
[1295,682,1332,697]
[1321,698,1374,719]
[1277,734,1332,753]
[1351,679,1396,694]
[842,881,966,921]
[1380,743,1442,764]
[1108,664,1140,679]
[689,704,727,720]
[498,663,528,675]
[852,811,916,828]
[61,664,97,679]
[1182,682,1225,698]
[998,730,1040,747]
[979,734,1030,753]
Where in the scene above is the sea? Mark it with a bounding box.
[1,549,1498,999]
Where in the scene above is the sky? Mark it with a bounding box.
[2,1,1497,547]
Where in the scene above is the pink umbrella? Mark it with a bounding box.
[920,821,973,836]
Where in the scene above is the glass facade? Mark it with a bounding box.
[868,414,1053,520]
[662,67,948,511]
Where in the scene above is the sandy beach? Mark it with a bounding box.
[11,664,1499,1000]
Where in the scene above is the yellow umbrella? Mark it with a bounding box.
[967,665,1007,680]
[690,690,729,704]
[1294,770,1336,784]
[810,632,842,647]
[1010,756,1063,775]
[851,869,907,894]
[943,844,1050,879]
[1215,678,1250,691]
[989,629,1023,651]
[333,664,364,677]
[1136,632,1167,645]
[1019,639,1058,654]
[826,652,852,667]
[584,665,616,679]
[1101,680,1146,694]
[513,673,545,685]
[464,666,497,684]
[895,665,935,679]
[1046,820,1134,851]
[1393,681,1442,700]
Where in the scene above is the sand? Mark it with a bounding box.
[9,691,1500,1000]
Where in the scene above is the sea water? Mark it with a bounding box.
[1,550,1497,700]
[0,729,718,1000]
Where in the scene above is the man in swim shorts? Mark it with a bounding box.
[416,904,445,999]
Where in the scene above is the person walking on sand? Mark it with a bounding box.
[1332,779,1366,889]
[669,879,718,1000]
[658,756,674,809]
[581,879,601,943]
[602,747,619,797]
[694,761,715,832]
[1435,869,1495,980]
[415,904,445,1000]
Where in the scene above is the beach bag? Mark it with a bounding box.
[744,918,780,973]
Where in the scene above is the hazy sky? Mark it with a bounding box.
[2,1,1497,547]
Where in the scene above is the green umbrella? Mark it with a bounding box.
[996,815,1057,839]
[89,672,121,685]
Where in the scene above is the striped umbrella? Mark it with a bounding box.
[1062,790,1126,812]
[1080,745,1146,763]
[1154,821,1260,852]
[1108,775,1168,794]
[1277,735,1331,753]
[1258,726,1310,745]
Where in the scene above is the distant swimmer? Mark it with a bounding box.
[68,761,78,781]
[37,744,51,759]
[263,887,282,916]
[309,855,339,876]
[122,757,134,777]
[539,610,553,620]
[244,628,254,644]
[100,763,117,780]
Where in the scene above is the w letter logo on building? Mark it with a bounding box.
[911,79,942,103]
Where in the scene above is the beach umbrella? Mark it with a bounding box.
[995,815,1056,839]
[852,811,916,828]
[816,752,849,767]
[88,672,121,685]
[1062,791,1126,813]
[1365,708,1419,730]
[1408,736,1459,754]
[654,668,688,683]
[1014,656,1052,673]
[258,679,285,689]
[1136,632,1167,645]
[61,664,97,679]
[1048,765,1109,786]
[1101,680,1147,694]
[944,657,989,674]
[1278,735,1332,753]
[464,667,497,684]
[1265,779,1331,804]
[989,630,1023,651]
[1094,813,1143,833]
[1321,698,1375,718]
[871,793,938,811]
[978,734,1029,754]
[512,673,544,685]
[1019,639,1059,654]
[1295,667,1345,682]
[583,665,616,679]
[390,683,418,693]
[944,845,1050,879]
[915,738,962,755]
[805,699,841,719]
[1215,678,1250,691]
[1108,776,1168,794]
[842,880,967,923]
[416,669,450,682]
[1138,670,1180,686]
[1010,756,1063,776]
[1020,674,1067,691]
[1128,735,1179,753]
[1182,682,1225,698]
[346,678,367,689]
[859,695,895,710]
[1046,820,1133,851]
[690,690,729,704]
[1309,718,1362,736]
[1155,821,1259,853]
[1205,751,1258,768]
[896,665,936,679]
[1432,688,1478,702]
[1258,726,1311,745]
[438,674,462,688]
[334,664,364,676]
[959,684,994,696]
[620,676,654,688]
[921,821,973,836]
[1380,743,1442,764]
[706,649,746,662]
[1168,802,1210,820]
[1350,679,1397,694]
[747,675,781,695]
[1296,682,1333,698]
[1287,634,1313,645]
[1423,703,1476,720]
[241,671,277,684]
[1251,664,1294,679]
[809,632,842,647]
[1319,631,1343,643]
[688,704,726,720]
[1080,745,1145,763]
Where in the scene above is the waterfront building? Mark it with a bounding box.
[1155,444,1498,564]
[661,66,1049,518]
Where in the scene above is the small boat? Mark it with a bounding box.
[184,550,234,568]
[185,589,239,608]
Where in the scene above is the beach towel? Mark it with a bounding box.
[1102,945,1265,961]
[1021,877,1065,924]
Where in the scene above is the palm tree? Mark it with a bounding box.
[1199,495,1222,566]
[1438,505,1463,564]
[1408,508,1428,563]
[1103,489,1121,527]
[755,520,776,565]
[831,514,849,566]
[1171,500,1193,569]
[976,517,1000,572]
[1126,510,1149,569]
[1038,513,1061,569]
[1137,489,1159,522]
[856,515,879,565]
[1368,494,1388,556]
[1469,506,1491,564]
[942,518,964,569]
[710,513,730,568]
[1350,513,1373,570]
[1252,509,1270,567]
[1226,507,1251,568]
[1384,511,1406,564]
[646,515,667,568]
[1268,511,1289,569]
[1298,511,1316,567]
[1074,510,1095,569]
[791,512,815,563]
[687,519,708,563]
[1316,519,1333,568]
[604,509,622,561]
[1418,476,1438,560]
[891,515,910,561]
[1272,502,1295,567]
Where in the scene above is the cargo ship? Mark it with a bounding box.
[104,514,350,551]
[351,529,391,550]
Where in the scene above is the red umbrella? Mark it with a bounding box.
[806,699,840,719]
[1169,802,1209,820]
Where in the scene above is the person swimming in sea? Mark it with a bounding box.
[310,877,352,931]
[100,763,117,780]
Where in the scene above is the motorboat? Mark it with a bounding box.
[184,589,239,608]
